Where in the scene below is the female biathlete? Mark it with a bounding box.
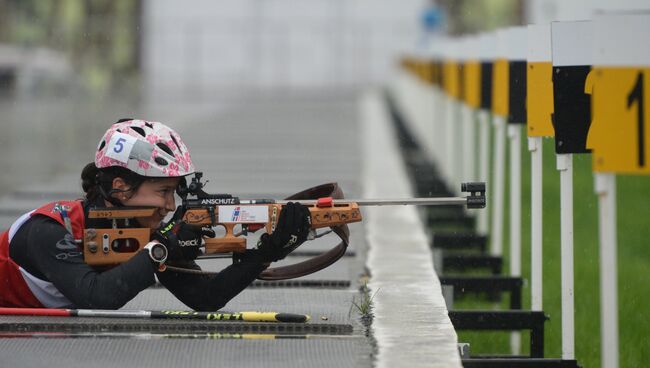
[0,119,311,310]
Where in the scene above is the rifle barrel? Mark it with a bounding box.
[274,197,469,206]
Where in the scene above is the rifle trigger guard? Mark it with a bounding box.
[257,183,350,281]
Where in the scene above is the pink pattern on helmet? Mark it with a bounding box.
[95,119,195,177]
[146,134,157,145]
[138,160,151,170]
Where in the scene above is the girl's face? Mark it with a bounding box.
[111,177,181,229]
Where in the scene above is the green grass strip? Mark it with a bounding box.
[453,134,650,367]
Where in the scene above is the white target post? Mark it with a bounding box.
[505,25,527,291]
[490,29,508,258]
[491,28,521,354]
[594,173,618,368]
[589,12,650,368]
[431,45,446,166]
[551,20,594,361]
[443,41,462,189]
[410,55,439,167]
[476,32,497,236]
[459,36,480,184]
[527,24,554,312]
[505,26,528,356]
[393,54,432,153]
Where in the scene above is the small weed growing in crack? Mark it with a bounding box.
[349,281,379,325]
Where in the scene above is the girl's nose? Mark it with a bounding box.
[165,193,176,212]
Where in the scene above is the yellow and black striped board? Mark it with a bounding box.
[492,28,527,122]
[527,24,554,137]
[464,60,481,109]
[588,14,650,174]
[443,59,460,99]
[480,62,493,110]
[492,57,509,117]
[527,61,554,136]
[420,60,433,83]
[551,20,593,154]
[506,28,528,124]
[430,61,441,86]
[477,33,496,111]
[458,63,466,102]
[508,60,527,124]
[552,64,592,153]
[437,60,445,90]
[588,69,650,173]
[401,57,431,83]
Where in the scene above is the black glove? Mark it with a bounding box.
[153,208,216,262]
[254,202,312,262]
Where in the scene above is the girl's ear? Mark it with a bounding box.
[111,177,132,199]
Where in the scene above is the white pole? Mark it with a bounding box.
[451,99,466,190]
[477,110,491,235]
[528,136,543,311]
[508,123,522,355]
[431,86,443,161]
[452,99,462,190]
[431,79,445,175]
[490,115,506,256]
[508,124,522,277]
[595,173,618,368]
[444,96,455,184]
[557,153,575,360]
[462,105,476,182]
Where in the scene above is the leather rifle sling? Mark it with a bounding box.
[258,183,350,281]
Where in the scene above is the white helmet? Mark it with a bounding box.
[95,119,195,177]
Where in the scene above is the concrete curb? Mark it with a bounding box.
[361,90,462,368]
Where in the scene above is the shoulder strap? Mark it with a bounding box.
[258,183,350,281]
[31,201,86,241]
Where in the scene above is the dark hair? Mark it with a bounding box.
[81,162,147,203]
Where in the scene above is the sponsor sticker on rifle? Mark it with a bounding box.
[218,206,269,223]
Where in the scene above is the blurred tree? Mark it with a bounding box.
[436,0,524,34]
[0,0,141,94]
[0,1,9,42]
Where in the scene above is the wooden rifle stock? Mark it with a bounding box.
[184,202,362,255]
[83,202,362,266]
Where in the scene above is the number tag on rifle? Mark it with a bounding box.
[218,206,269,223]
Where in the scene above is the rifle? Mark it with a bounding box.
[83,172,485,280]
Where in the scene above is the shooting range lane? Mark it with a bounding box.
[0,91,374,368]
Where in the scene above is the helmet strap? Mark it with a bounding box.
[98,185,125,207]
[96,172,127,207]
